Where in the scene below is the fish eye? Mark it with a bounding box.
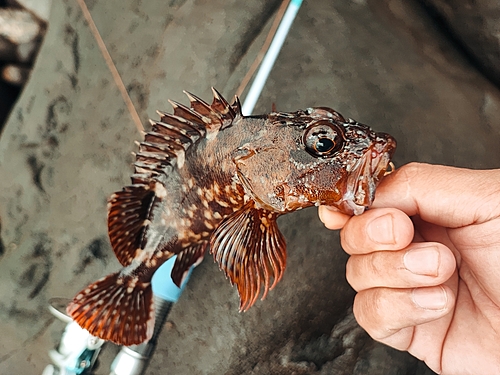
[303,121,345,157]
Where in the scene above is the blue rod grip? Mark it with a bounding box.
[151,256,193,302]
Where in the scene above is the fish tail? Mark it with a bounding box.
[67,272,154,346]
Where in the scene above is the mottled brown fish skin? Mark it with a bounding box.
[67,88,396,346]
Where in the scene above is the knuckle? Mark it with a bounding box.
[353,289,383,330]
[340,225,361,254]
[353,288,401,341]
[398,162,425,180]
[395,162,425,198]
[340,214,374,253]
[345,255,364,290]
[368,251,386,279]
[345,250,392,291]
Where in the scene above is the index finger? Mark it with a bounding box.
[318,206,350,229]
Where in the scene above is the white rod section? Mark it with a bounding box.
[241,0,303,116]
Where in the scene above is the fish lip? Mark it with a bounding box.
[341,133,396,215]
[371,133,396,178]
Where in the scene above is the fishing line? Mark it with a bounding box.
[75,0,144,133]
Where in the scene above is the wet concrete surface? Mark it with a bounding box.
[0,0,499,374]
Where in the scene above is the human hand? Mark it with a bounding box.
[318,163,500,374]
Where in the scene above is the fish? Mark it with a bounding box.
[67,88,396,346]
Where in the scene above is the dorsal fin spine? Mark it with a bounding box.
[184,91,224,129]
[231,96,243,120]
[153,121,193,140]
[211,87,237,121]
[183,91,213,114]
[139,142,177,156]
[169,100,204,122]
[136,152,171,163]
[144,132,186,152]
[155,114,203,141]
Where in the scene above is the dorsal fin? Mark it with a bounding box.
[135,89,241,178]
[183,88,238,133]
[167,100,208,137]
[149,119,198,148]
[155,111,204,140]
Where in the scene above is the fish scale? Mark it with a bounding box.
[67,88,396,346]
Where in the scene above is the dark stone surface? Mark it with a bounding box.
[420,0,500,88]
[0,0,499,374]
[0,80,19,126]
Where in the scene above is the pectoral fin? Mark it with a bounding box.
[107,184,157,266]
[210,201,286,311]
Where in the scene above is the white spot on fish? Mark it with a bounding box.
[217,200,230,208]
[176,150,185,168]
[204,210,212,220]
[154,182,167,198]
[205,189,214,201]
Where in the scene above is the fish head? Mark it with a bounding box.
[234,107,396,215]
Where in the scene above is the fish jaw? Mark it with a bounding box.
[339,132,396,215]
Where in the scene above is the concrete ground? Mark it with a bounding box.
[0,0,499,374]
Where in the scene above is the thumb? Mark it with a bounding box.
[372,162,500,228]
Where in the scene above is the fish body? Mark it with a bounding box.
[67,89,396,345]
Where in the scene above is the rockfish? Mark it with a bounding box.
[67,88,396,345]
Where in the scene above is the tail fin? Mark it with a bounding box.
[67,272,154,346]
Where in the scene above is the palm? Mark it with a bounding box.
[412,216,500,374]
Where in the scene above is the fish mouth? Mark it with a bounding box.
[340,133,396,215]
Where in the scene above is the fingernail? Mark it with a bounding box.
[412,287,447,310]
[367,214,395,244]
[403,246,440,277]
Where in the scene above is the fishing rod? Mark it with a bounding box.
[43,1,302,374]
